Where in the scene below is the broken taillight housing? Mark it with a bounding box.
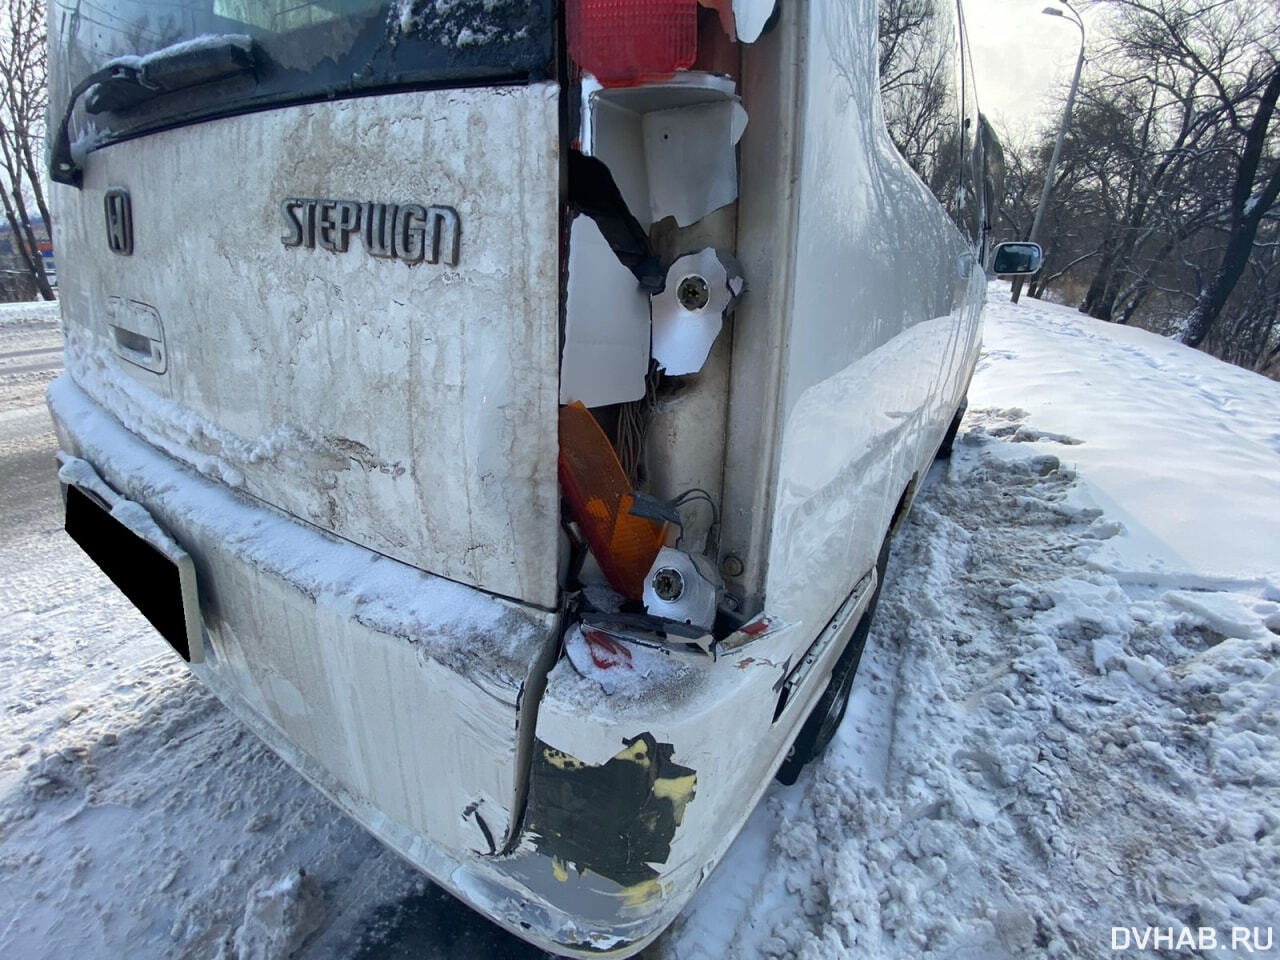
[559,402,667,600]
[566,0,698,87]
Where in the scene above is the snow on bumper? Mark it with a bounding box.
[44,376,576,949]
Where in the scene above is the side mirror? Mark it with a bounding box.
[989,241,1043,277]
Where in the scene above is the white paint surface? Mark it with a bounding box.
[764,0,983,631]
[642,99,749,227]
[733,0,777,43]
[54,86,563,607]
[558,215,651,407]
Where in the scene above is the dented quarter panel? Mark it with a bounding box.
[513,1,979,946]
[53,86,561,608]
[752,0,983,634]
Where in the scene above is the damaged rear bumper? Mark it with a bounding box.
[48,375,862,957]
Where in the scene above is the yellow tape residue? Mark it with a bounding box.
[618,877,664,907]
[542,747,586,772]
[653,773,697,824]
[551,857,570,883]
[614,737,651,767]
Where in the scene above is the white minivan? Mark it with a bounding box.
[47,0,1035,953]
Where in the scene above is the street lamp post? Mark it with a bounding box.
[1011,0,1086,303]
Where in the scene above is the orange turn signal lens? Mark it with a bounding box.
[559,402,667,600]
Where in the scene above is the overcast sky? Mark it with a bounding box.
[963,0,1100,144]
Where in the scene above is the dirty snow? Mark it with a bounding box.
[391,0,533,47]
[63,329,324,490]
[562,623,693,699]
[2,286,1278,959]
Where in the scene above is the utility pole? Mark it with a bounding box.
[1011,0,1085,304]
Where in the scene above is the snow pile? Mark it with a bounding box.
[960,298,1280,585]
[0,303,62,400]
[63,328,325,490]
[233,870,325,960]
[0,300,59,323]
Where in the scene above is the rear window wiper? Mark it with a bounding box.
[50,35,258,188]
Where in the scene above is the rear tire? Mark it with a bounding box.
[775,539,890,785]
[936,397,968,460]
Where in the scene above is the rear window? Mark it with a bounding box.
[50,0,554,153]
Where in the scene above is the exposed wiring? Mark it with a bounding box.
[616,365,660,485]
[672,487,719,555]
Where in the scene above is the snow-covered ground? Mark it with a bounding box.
[2,287,1277,959]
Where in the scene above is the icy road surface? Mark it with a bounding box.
[2,286,1278,959]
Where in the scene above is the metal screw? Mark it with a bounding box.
[651,567,685,602]
[676,274,710,311]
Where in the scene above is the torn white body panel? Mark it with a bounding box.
[513,578,874,954]
[644,100,748,227]
[585,74,747,228]
[650,247,741,374]
[733,0,777,42]
[54,86,562,608]
[558,216,651,408]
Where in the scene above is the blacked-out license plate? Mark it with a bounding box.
[64,482,203,662]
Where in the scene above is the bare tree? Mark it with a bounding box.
[1213,223,1280,374]
[1180,64,1280,346]
[0,0,54,301]
[1079,0,1280,346]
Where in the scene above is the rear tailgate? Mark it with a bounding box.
[55,84,561,608]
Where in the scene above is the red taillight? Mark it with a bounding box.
[567,0,698,87]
